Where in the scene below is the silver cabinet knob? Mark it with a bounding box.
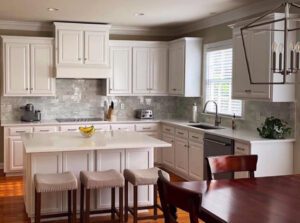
[78,58,81,61]
[25,88,29,90]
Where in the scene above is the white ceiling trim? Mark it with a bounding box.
[0,0,289,36]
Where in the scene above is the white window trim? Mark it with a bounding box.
[203,39,245,118]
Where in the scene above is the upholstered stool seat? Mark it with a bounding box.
[123,167,170,186]
[123,167,170,223]
[80,169,124,223]
[80,169,124,189]
[34,172,78,223]
[35,171,77,193]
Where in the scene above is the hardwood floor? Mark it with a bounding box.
[0,170,200,223]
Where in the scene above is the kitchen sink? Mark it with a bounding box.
[188,124,223,130]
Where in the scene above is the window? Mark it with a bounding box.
[204,40,243,117]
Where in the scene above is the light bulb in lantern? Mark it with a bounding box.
[289,42,295,71]
[278,43,284,71]
[272,42,277,52]
[272,42,277,70]
[296,42,300,70]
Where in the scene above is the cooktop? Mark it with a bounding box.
[56,118,104,122]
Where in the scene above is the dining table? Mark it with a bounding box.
[174,174,300,223]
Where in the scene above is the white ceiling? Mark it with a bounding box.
[0,0,262,28]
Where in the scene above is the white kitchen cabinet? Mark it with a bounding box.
[174,137,189,176]
[108,42,132,95]
[8,136,24,171]
[188,139,204,180]
[54,22,111,79]
[232,13,295,102]
[59,125,80,132]
[168,37,202,97]
[132,42,169,96]
[162,133,175,168]
[2,36,55,96]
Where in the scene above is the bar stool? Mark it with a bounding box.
[34,171,78,223]
[80,169,124,223]
[123,167,170,223]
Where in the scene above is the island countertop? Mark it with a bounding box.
[22,131,171,153]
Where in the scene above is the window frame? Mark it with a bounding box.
[203,39,244,118]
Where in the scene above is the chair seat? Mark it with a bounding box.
[80,169,124,189]
[34,172,77,193]
[124,167,170,186]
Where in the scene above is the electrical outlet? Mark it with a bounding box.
[120,103,125,110]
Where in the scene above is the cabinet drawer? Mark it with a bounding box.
[162,125,174,134]
[60,125,80,132]
[9,127,33,136]
[33,126,57,133]
[189,131,204,143]
[175,128,188,138]
[111,124,135,131]
[93,124,110,131]
[135,124,159,132]
[235,142,250,155]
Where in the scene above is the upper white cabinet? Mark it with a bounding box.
[232,13,295,102]
[54,22,111,79]
[2,36,55,97]
[107,41,168,96]
[168,37,202,97]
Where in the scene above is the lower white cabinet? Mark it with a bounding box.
[162,133,175,168]
[8,136,24,171]
[188,141,203,180]
[174,137,189,176]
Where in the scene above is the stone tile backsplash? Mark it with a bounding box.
[0,79,295,133]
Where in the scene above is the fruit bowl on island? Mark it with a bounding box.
[79,126,95,138]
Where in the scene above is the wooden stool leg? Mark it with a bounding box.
[72,190,77,223]
[133,185,138,223]
[80,183,84,223]
[119,187,124,223]
[111,187,116,220]
[124,180,128,222]
[154,185,158,219]
[85,189,90,223]
[68,190,72,223]
[35,190,41,223]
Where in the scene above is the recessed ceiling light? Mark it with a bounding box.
[135,12,145,16]
[47,8,59,12]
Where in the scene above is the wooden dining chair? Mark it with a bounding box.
[206,155,258,180]
[157,170,202,223]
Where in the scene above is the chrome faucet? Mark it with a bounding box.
[203,100,222,127]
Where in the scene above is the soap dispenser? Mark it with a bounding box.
[192,103,198,123]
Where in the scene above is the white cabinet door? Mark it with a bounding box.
[149,47,168,95]
[125,148,154,206]
[174,137,189,175]
[62,150,94,210]
[133,47,150,94]
[31,152,63,214]
[58,30,83,65]
[96,149,125,209]
[4,42,30,96]
[169,43,184,95]
[234,141,251,179]
[188,141,203,180]
[30,42,55,96]
[232,32,252,99]
[84,31,108,65]
[8,136,24,171]
[109,45,132,94]
[162,134,175,168]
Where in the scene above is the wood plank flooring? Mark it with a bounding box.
[0,170,201,223]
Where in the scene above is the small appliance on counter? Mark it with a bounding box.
[135,109,153,119]
[20,104,41,122]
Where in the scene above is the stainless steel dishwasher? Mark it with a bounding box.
[203,133,234,180]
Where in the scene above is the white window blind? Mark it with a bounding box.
[204,41,243,117]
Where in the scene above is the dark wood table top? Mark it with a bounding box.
[174,174,300,223]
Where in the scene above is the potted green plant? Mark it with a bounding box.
[257,116,291,139]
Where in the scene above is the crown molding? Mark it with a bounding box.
[0,0,289,37]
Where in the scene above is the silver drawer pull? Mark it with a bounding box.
[142,127,151,130]
[177,132,184,135]
[245,89,252,93]
[165,128,171,131]
[192,136,199,139]
[40,130,50,132]
[16,130,26,133]
[236,147,245,151]
[204,138,228,146]
[68,129,77,131]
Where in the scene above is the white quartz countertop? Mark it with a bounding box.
[22,131,171,153]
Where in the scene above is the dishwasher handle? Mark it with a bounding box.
[204,138,230,147]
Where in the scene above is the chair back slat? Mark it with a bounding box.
[157,170,202,223]
[206,155,258,180]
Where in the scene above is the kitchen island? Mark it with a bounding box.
[22,131,171,220]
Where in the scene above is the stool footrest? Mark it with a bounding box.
[40,212,70,219]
